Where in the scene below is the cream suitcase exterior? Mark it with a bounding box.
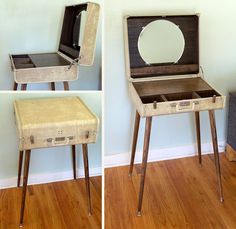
[124,14,225,117]
[10,2,100,84]
[14,97,99,150]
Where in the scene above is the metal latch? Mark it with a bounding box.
[68,57,80,70]
[85,131,90,139]
[153,101,157,109]
[30,136,34,144]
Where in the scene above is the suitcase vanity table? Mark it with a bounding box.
[10,2,100,91]
[123,14,225,215]
[14,97,99,226]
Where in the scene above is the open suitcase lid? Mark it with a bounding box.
[59,2,100,66]
[124,14,199,81]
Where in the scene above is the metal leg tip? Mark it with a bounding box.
[128,173,132,177]
[220,197,224,203]
[88,212,92,216]
[19,223,23,227]
[137,211,142,216]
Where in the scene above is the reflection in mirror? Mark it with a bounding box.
[78,10,87,46]
[138,19,185,65]
[73,10,87,49]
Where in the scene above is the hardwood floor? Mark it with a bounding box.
[105,154,236,229]
[0,177,101,229]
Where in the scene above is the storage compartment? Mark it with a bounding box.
[9,2,100,85]
[140,90,221,104]
[12,55,35,69]
[124,14,225,117]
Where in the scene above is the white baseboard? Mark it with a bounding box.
[0,167,102,190]
[104,141,226,168]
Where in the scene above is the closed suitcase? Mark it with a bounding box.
[14,96,99,150]
[124,14,225,117]
[10,2,100,84]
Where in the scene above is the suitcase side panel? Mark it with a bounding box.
[129,81,225,117]
[13,64,77,83]
[79,3,100,66]
[143,96,225,117]
[14,101,25,150]
[129,82,144,116]
[19,120,98,150]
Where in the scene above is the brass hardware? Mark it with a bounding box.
[153,101,157,109]
[85,131,90,139]
[55,137,66,142]
[68,57,79,70]
[179,101,190,107]
[30,136,34,144]
[170,103,177,108]
[212,95,216,103]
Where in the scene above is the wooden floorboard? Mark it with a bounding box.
[105,154,236,229]
[0,176,101,229]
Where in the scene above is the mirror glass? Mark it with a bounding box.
[78,10,87,46]
[138,19,185,65]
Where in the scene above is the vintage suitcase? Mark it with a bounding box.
[10,2,100,84]
[14,97,99,150]
[124,15,225,117]
[124,14,225,215]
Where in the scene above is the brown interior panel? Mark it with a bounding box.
[59,4,87,59]
[134,77,221,104]
[164,92,194,101]
[12,53,70,69]
[29,53,70,67]
[140,89,220,104]
[12,55,35,69]
[127,15,199,78]
[133,77,213,97]
[140,95,164,104]
[196,90,220,98]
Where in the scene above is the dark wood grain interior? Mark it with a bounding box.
[127,15,199,78]
[12,55,35,69]
[12,53,70,69]
[59,4,87,59]
[133,77,220,104]
[29,53,70,67]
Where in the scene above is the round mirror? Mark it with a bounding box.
[138,19,185,65]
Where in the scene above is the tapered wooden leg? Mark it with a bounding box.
[21,84,27,91]
[19,150,31,227]
[13,82,18,91]
[195,112,202,165]
[208,110,224,202]
[72,145,76,180]
[137,117,152,216]
[50,82,55,91]
[129,111,141,176]
[63,81,69,91]
[82,144,92,216]
[17,151,24,187]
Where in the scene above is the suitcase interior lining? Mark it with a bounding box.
[140,90,220,104]
[133,77,221,104]
[12,53,70,69]
[12,54,36,69]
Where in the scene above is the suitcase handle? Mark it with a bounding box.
[52,137,70,146]
[175,101,195,112]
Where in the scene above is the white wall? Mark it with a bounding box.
[0,92,102,188]
[104,0,236,160]
[0,0,102,90]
